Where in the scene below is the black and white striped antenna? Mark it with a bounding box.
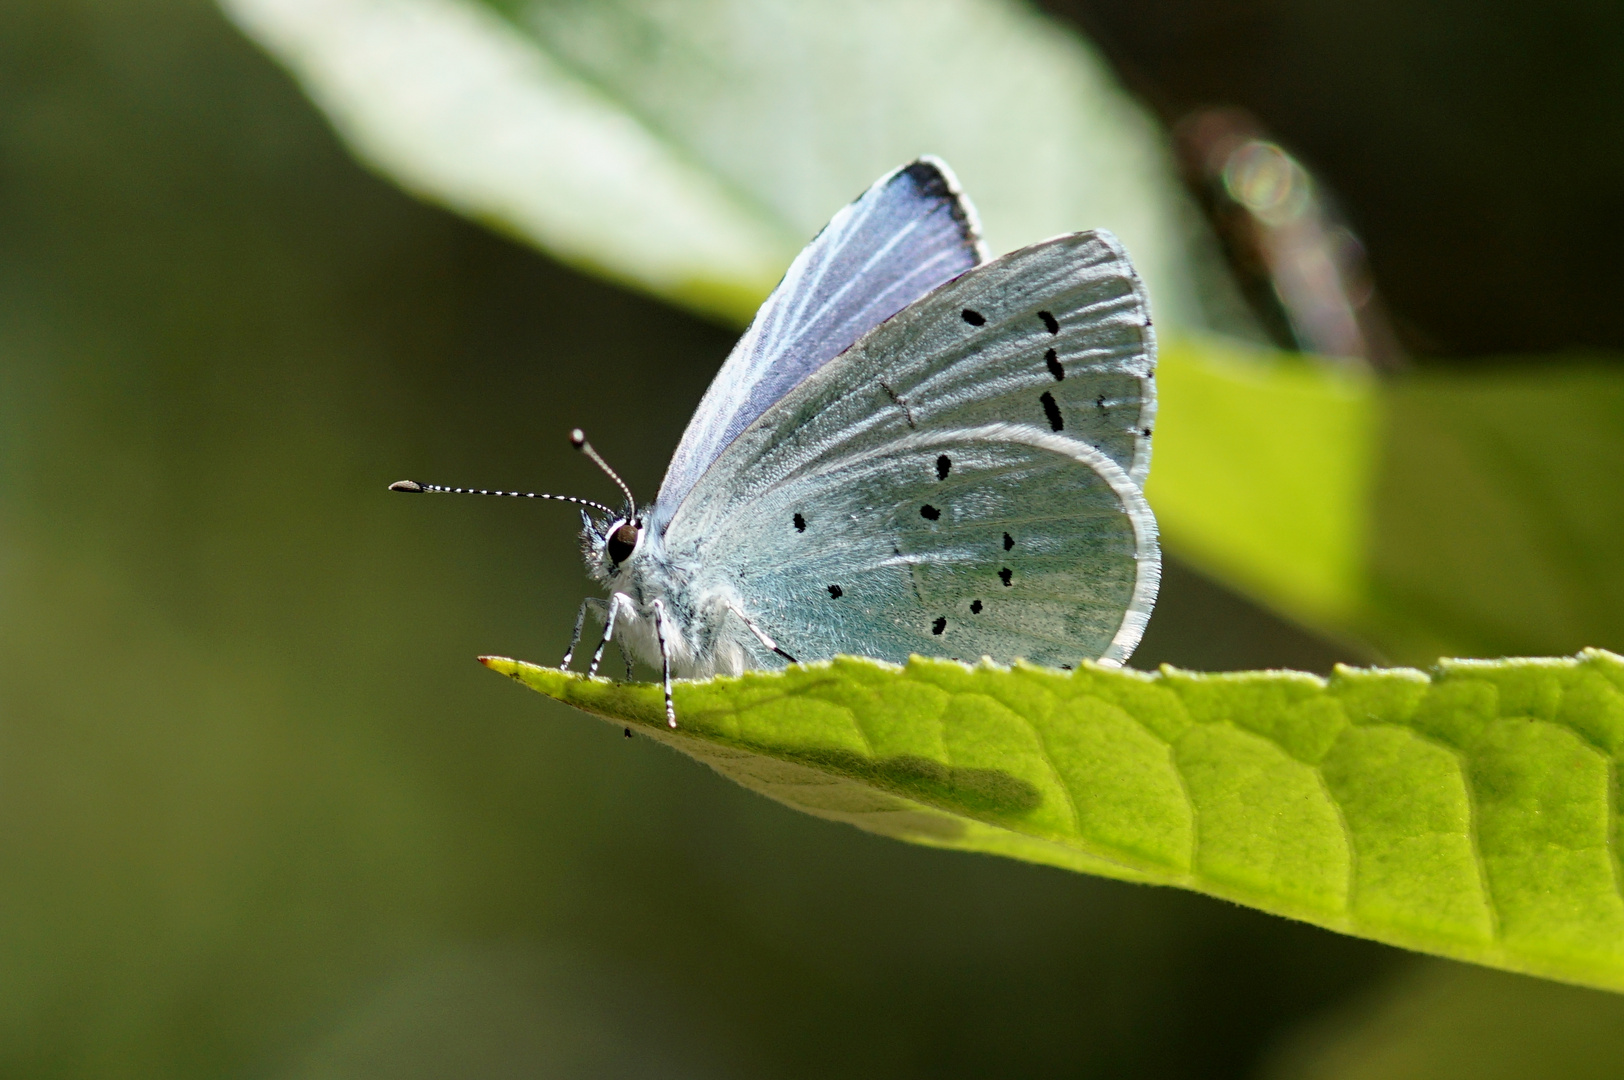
[568,428,636,521]
[387,429,632,519]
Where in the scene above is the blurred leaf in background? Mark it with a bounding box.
[5,0,1624,1076]
[221,0,1245,333]
[1262,960,1624,1080]
[221,0,1624,670]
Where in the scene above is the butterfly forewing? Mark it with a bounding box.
[663,230,1159,669]
[654,158,984,521]
[869,232,1155,485]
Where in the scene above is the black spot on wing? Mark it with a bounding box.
[1039,310,1059,334]
[920,504,941,521]
[1044,348,1064,381]
[1142,427,1153,437]
[999,567,1013,587]
[1003,532,1014,551]
[828,584,843,598]
[936,454,952,480]
[1040,391,1063,431]
[961,308,986,326]
[793,512,806,532]
[932,616,947,635]
[970,600,983,614]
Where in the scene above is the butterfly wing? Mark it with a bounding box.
[662,231,1158,669]
[652,157,985,526]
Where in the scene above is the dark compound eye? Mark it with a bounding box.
[606,521,639,564]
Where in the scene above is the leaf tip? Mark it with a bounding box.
[477,655,532,684]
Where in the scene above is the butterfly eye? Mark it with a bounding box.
[606,521,640,564]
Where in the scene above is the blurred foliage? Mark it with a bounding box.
[223,0,1624,670]
[502,651,1624,992]
[221,0,1237,332]
[1041,0,1624,358]
[1149,337,1375,634]
[5,0,1624,1077]
[1263,960,1624,1080]
[1370,363,1624,662]
[1157,341,1624,665]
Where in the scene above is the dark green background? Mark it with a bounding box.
[1,0,1618,1076]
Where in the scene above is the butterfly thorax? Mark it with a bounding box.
[579,507,754,678]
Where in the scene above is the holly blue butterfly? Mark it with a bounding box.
[393,158,1160,726]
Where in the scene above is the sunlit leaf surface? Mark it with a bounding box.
[491,650,1624,992]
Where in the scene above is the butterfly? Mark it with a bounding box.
[393,158,1160,727]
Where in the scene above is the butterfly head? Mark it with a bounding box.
[581,509,643,582]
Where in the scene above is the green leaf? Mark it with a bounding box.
[1147,340,1624,666]
[220,0,1236,331]
[1368,360,1624,663]
[485,649,1624,992]
[1148,335,1378,634]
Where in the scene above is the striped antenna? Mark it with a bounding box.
[387,480,616,518]
[570,429,637,521]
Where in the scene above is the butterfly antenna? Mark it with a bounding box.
[570,429,636,520]
[387,480,616,518]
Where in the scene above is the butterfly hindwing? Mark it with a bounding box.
[653,158,984,522]
[663,231,1159,668]
[703,425,1154,668]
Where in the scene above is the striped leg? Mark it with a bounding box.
[560,596,608,671]
[588,592,630,678]
[652,598,676,728]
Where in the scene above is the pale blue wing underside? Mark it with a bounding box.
[653,157,985,525]
[662,231,1159,668]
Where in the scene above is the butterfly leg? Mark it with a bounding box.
[560,596,608,670]
[652,598,676,728]
[588,592,630,678]
[726,603,799,664]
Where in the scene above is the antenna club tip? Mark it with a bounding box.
[389,480,426,493]
[569,429,586,449]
